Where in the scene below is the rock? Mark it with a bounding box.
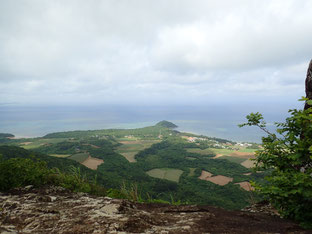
[0,186,309,233]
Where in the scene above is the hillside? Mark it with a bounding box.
[0,122,263,209]
[155,120,178,128]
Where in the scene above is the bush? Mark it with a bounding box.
[0,156,107,196]
[239,99,312,228]
[0,157,50,191]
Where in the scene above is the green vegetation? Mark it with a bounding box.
[185,148,215,156]
[0,156,106,195]
[239,99,312,228]
[0,133,14,138]
[217,156,246,164]
[146,168,183,182]
[155,120,178,128]
[0,121,263,210]
[68,153,89,163]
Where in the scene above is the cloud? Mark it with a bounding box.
[0,0,310,105]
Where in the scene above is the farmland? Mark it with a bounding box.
[146,168,183,182]
[68,153,89,163]
[0,121,263,209]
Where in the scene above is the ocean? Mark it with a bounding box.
[0,103,300,143]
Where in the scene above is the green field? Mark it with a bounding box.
[49,154,70,158]
[185,148,215,155]
[217,156,246,164]
[188,168,196,177]
[146,168,183,182]
[115,140,159,162]
[68,153,89,163]
[118,152,137,162]
[20,138,69,149]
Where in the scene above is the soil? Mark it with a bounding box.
[0,186,310,233]
[235,181,254,191]
[198,170,213,180]
[241,159,256,168]
[229,151,255,158]
[81,156,104,170]
[206,175,233,186]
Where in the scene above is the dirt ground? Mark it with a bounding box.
[229,151,255,158]
[241,159,256,168]
[212,153,224,158]
[1,186,309,233]
[206,175,233,186]
[81,156,104,170]
[235,181,254,191]
[198,170,213,180]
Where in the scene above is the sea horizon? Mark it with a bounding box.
[0,103,300,143]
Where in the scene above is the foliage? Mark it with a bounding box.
[0,154,107,196]
[0,157,49,191]
[155,120,178,128]
[0,121,260,210]
[0,133,14,138]
[239,99,312,228]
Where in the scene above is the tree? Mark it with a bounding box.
[239,61,312,228]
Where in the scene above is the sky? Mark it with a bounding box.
[1,0,312,107]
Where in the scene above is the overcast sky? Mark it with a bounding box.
[1,0,312,106]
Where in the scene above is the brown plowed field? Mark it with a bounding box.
[81,156,104,170]
[206,175,233,186]
[198,170,213,180]
[235,181,254,191]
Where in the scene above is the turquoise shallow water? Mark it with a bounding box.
[0,104,294,142]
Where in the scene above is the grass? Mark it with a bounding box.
[115,140,160,162]
[146,168,183,182]
[186,157,196,160]
[49,154,70,158]
[188,168,196,177]
[20,138,69,149]
[119,152,137,162]
[216,156,246,164]
[68,153,89,163]
[185,148,215,155]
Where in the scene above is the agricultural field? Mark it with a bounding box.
[1,121,262,210]
[49,154,70,158]
[188,168,196,176]
[240,159,256,168]
[81,156,104,170]
[216,156,246,164]
[185,148,215,156]
[68,153,89,163]
[19,138,69,149]
[198,170,213,180]
[146,168,183,182]
[115,139,160,162]
[235,181,254,191]
[205,175,233,186]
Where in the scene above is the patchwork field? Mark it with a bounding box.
[118,152,137,163]
[20,138,69,149]
[188,168,196,177]
[198,170,213,180]
[146,168,183,182]
[49,154,70,158]
[81,156,104,170]
[68,153,89,163]
[235,181,254,191]
[204,175,233,186]
[116,140,160,162]
[240,159,256,168]
[216,156,246,164]
[185,148,215,156]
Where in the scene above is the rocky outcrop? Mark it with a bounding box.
[0,186,308,233]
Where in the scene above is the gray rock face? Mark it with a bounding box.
[0,186,308,233]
